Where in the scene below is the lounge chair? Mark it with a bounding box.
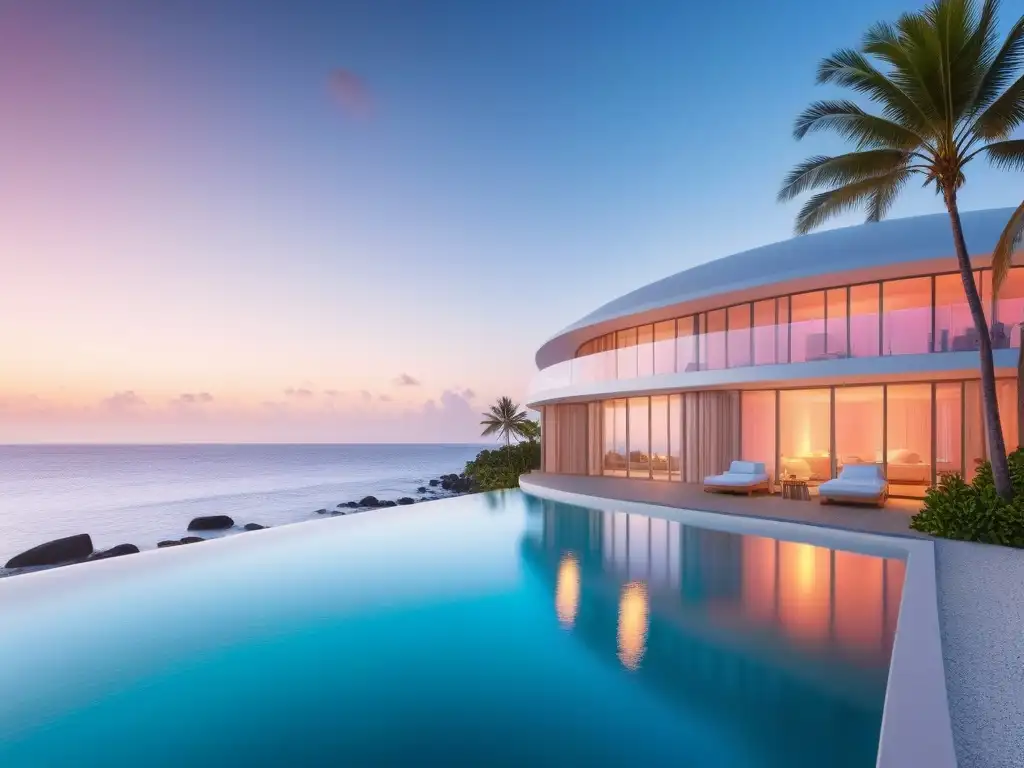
[818,464,888,507]
[703,461,770,495]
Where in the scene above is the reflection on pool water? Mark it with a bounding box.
[0,491,903,767]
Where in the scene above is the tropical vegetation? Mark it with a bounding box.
[780,0,1024,499]
[466,397,542,490]
[911,450,1024,546]
[480,396,532,447]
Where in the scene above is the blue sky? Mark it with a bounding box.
[1,0,1021,442]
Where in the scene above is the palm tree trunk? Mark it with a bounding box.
[945,191,1012,500]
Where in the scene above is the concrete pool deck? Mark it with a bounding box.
[522,473,967,767]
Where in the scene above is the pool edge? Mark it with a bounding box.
[520,477,957,768]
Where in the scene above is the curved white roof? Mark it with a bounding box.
[536,207,1017,369]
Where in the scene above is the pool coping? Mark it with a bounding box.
[521,476,957,768]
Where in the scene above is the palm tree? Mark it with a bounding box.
[779,0,1024,499]
[480,396,531,448]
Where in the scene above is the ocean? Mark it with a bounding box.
[0,444,484,563]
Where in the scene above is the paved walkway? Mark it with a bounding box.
[523,472,923,538]
[934,540,1024,768]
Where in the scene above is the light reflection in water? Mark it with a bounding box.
[616,582,649,671]
[555,553,580,628]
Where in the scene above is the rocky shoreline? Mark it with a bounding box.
[0,471,476,580]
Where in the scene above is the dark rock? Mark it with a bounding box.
[380,500,397,507]
[157,540,182,548]
[397,497,415,505]
[344,501,360,508]
[243,523,266,531]
[358,496,380,507]
[417,486,427,494]
[187,515,234,531]
[180,536,204,544]
[428,479,440,487]
[315,508,327,515]
[5,534,93,569]
[441,478,453,490]
[89,543,140,561]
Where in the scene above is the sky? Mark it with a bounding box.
[1,0,1022,443]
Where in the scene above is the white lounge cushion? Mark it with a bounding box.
[838,463,885,483]
[704,471,770,487]
[820,464,886,498]
[728,460,767,476]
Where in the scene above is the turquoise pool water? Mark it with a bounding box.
[0,491,904,767]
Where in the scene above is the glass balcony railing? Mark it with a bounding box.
[531,313,1021,394]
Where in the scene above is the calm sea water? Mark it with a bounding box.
[0,444,482,562]
[0,492,903,767]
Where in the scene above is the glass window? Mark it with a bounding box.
[616,328,638,380]
[993,268,1024,349]
[790,291,826,363]
[704,309,727,370]
[935,383,963,479]
[850,283,880,358]
[826,288,848,358]
[777,296,791,364]
[886,384,932,498]
[637,324,654,378]
[650,395,670,480]
[883,277,931,355]
[628,397,650,478]
[835,386,883,474]
[997,379,1019,454]
[653,320,675,375]
[727,304,752,368]
[753,299,777,366]
[965,380,985,482]
[602,399,628,477]
[669,393,682,481]
[676,316,697,373]
[935,272,981,352]
[779,388,832,483]
[741,391,776,484]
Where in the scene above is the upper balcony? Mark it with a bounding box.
[528,266,1024,405]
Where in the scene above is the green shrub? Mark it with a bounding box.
[463,441,541,492]
[910,448,1024,547]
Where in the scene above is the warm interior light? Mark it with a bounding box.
[794,543,817,598]
[617,581,649,671]
[555,553,580,628]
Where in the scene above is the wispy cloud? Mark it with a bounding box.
[100,390,145,410]
[324,389,339,398]
[460,388,476,400]
[284,387,314,399]
[393,373,420,387]
[360,389,372,402]
[172,392,214,405]
[378,394,393,402]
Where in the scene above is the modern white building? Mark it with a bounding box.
[528,207,1023,499]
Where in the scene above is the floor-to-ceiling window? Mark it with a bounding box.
[850,283,880,358]
[993,268,1024,349]
[996,379,1019,454]
[790,291,826,363]
[934,272,981,352]
[779,388,832,483]
[628,397,650,478]
[834,386,883,473]
[741,391,776,484]
[935,383,963,478]
[826,288,848,358]
[728,304,752,368]
[677,316,697,373]
[603,399,628,476]
[883,277,932,356]
[669,394,682,481]
[886,384,932,498]
[753,299,777,366]
[703,310,727,370]
[637,325,654,378]
[616,329,638,380]
[653,320,675,375]
[964,381,985,481]
[650,395,670,480]
[777,296,791,364]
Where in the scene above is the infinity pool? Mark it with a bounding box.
[0,491,904,767]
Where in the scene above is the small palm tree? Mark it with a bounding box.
[780,0,1024,499]
[480,396,531,448]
